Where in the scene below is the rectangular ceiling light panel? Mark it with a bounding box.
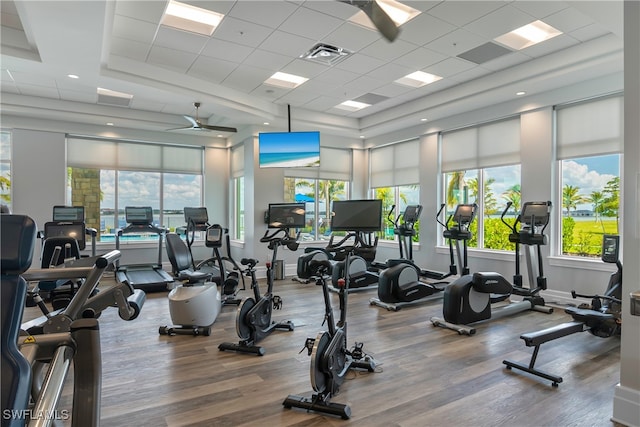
[161,0,224,36]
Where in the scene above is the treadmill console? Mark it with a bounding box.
[126,206,153,225]
[184,207,209,230]
[53,205,85,222]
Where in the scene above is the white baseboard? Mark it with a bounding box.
[613,384,640,427]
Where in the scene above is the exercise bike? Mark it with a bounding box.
[503,234,622,386]
[218,227,297,356]
[370,203,476,311]
[283,256,377,419]
[431,201,554,335]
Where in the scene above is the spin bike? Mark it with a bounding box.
[218,227,296,356]
[283,255,377,419]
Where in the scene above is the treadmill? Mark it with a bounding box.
[115,206,174,292]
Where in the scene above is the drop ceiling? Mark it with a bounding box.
[0,1,624,142]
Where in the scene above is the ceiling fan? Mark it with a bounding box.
[168,102,237,133]
[341,0,400,42]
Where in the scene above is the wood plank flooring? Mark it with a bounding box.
[22,275,622,427]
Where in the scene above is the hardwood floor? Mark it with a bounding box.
[23,275,622,426]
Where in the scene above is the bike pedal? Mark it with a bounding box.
[273,295,283,309]
[299,337,315,355]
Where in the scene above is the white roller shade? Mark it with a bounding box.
[441,117,520,172]
[370,139,419,188]
[556,95,623,159]
[231,145,244,178]
[284,147,351,180]
[67,137,203,174]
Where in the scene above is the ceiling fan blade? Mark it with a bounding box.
[183,115,199,127]
[165,125,193,131]
[199,124,238,133]
[343,0,400,42]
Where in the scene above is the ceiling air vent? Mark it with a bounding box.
[301,43,352,66]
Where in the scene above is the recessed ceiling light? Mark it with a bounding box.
[360,135,365,139]
[264,72,308,89]
[494,20,562,50]
[263,122,270,126]
[161,0,224,36]
[67,74,79,79]
[106,122,114,126]
[420,118,428,122]
[395,71,442,88]
[349,0,420,30]
[516,91,526,96]
[335,100,371,112]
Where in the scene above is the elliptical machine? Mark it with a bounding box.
[218,226,297,356]
[431,201,554,335]
[370,203,476,311]
[283,256,377,419]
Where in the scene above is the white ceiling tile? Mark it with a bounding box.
[146,45,197,73]
[544,7,596,34]
[373,82,414,98]
[227,1,299,28]
[302,95,345,111]
[465,5,536,39]
[334,53,385,74]
[520,33,580,58]
[114,0,166,25]
[259,30,316,57]
[214,16,275,48]
[274,87,321,106]
[393,47,448,70]
[110,37,150,62]
[427,57,477,78]
[298,1,356,20]
[569,23,610,42]
[153,27,209,54]
[322,22,379,53]
[367,62,413,82]
[200,38,253,63]
[511,1,570,20]
[280,59,328,80]
[187,56,237,83]
[111,15,157,44]
[242,48,293,71]
[313,67,359,84]
[277,6,344,41]
[221,64,273,93]
[480,51,532,71]
[9,70,56,86]
[425,28,488,57]
[58,89,98,103]
[18,83,60,98]
[397,12,456,45]
[427,1,506,27]
[360,38,419,62]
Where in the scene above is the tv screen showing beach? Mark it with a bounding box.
[259,131,320,168]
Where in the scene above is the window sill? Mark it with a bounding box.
[548,255,617,272]
[435,245,515,262]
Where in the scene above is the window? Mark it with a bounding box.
[370,139,420,241]
[441,118,521,250]
[67,138,203,242]
[556,95,623,257]
[373,185,420,241]
[283,146,351,241]
[0,131,11,211]
[230,145,244,240]
[284,177,349,240]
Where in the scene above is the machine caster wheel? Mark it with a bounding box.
[159,326,167,335]
[552,382,559,388]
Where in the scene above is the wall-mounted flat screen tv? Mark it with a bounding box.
[331,199,383,232]
[259,131,320,168]
[267,203,306,229]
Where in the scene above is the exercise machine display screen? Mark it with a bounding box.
[601,234,620,263]
[331,199,382,232]
[53,205,85,222]
[403,205,422,223]
[453,204,477,225]
[44,222,86,250]
[267,203,305,229]
[125,206,153,225]
[184,207,209,226]
[520,201,551,226]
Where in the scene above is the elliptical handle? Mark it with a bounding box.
[436,203,448,229]
[500,202,516,232]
